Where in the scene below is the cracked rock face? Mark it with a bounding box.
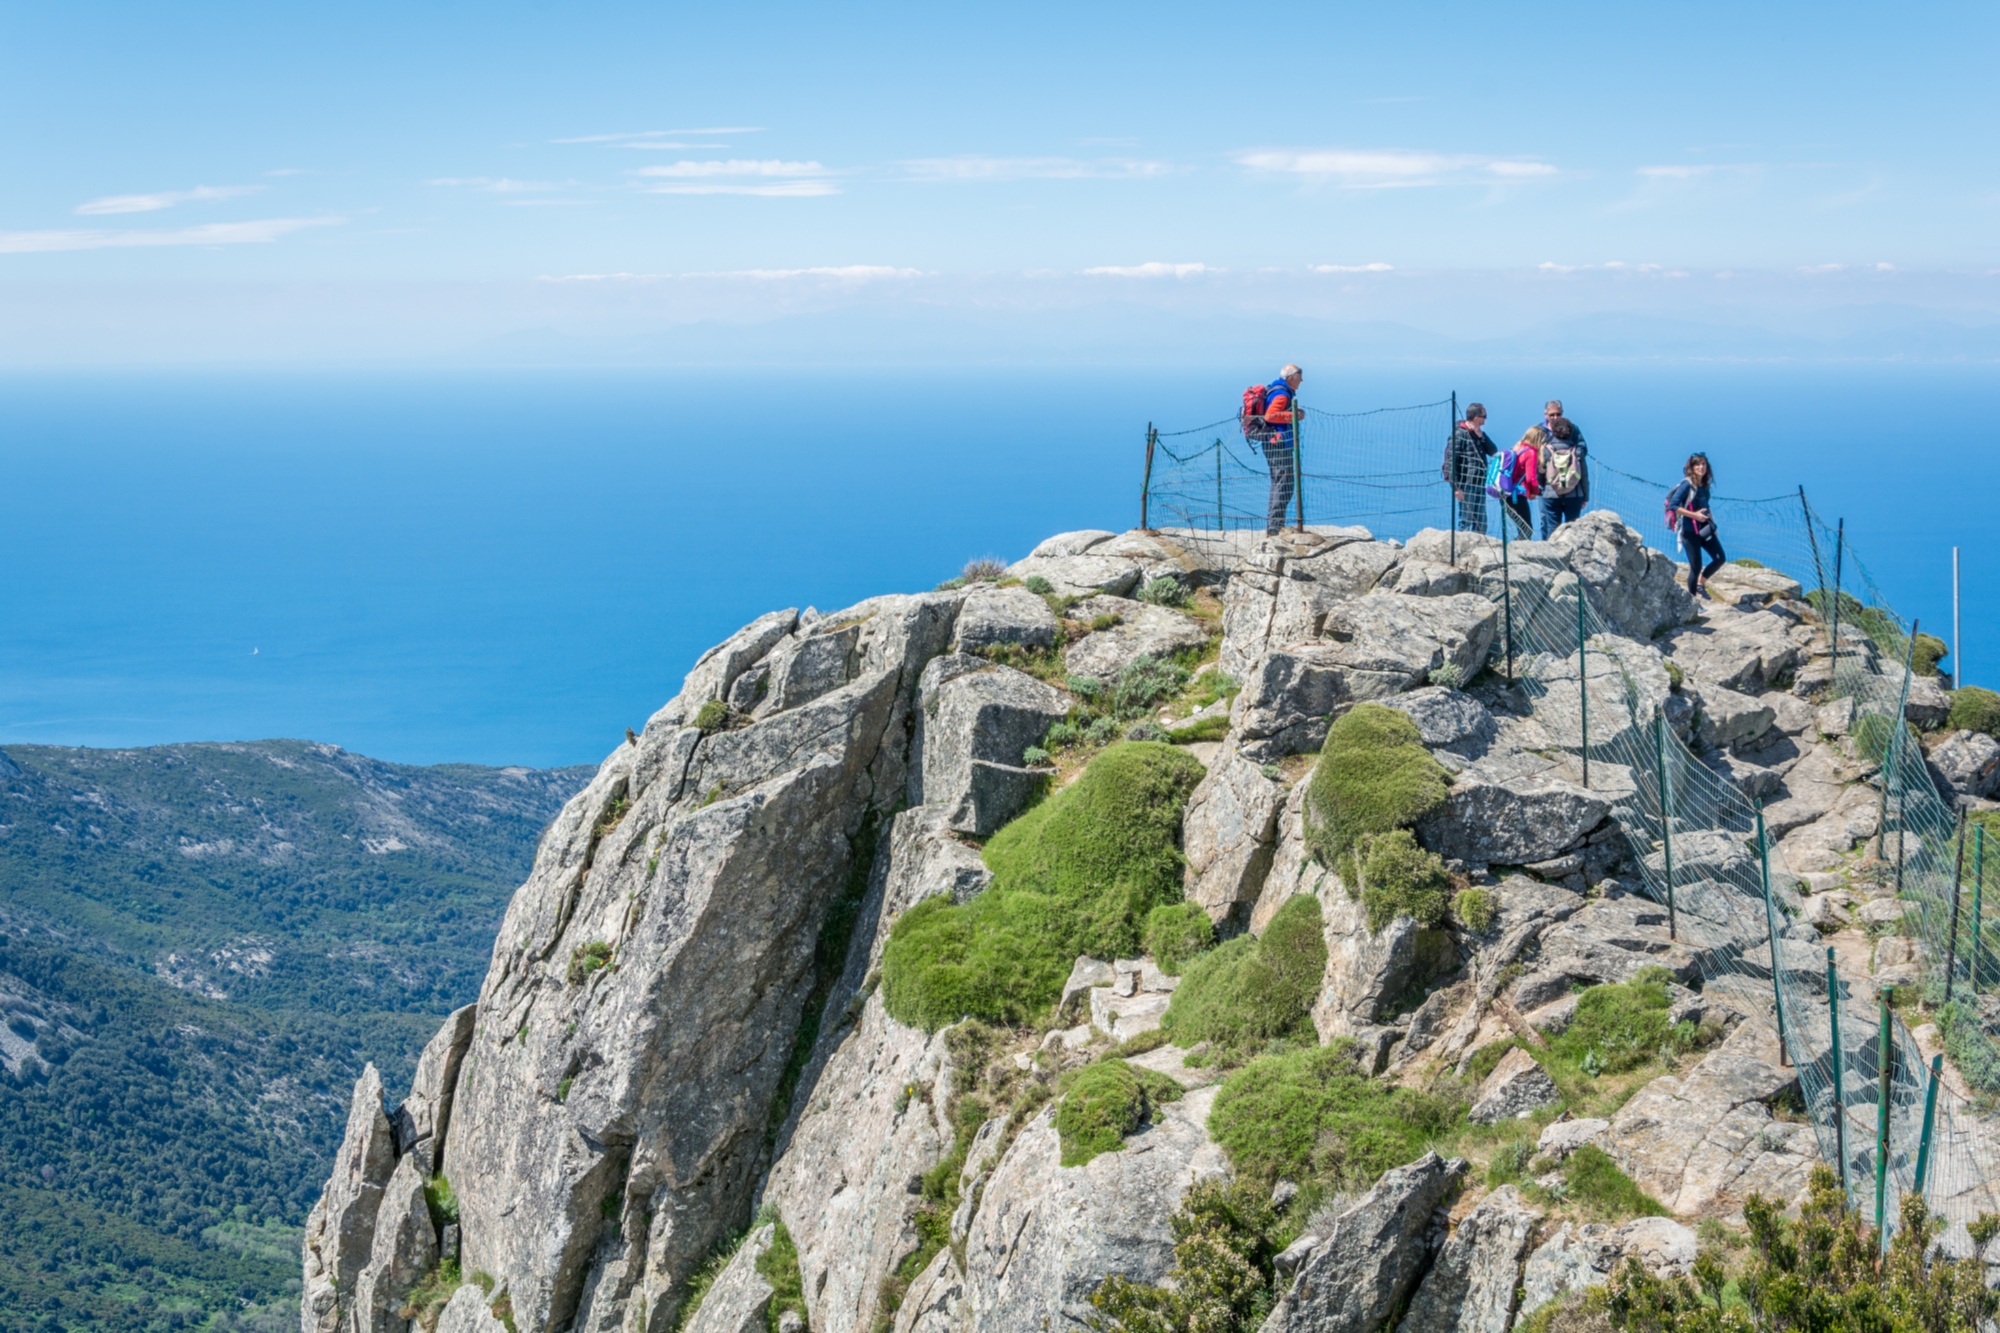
[954,586,1059,655]
[1062,597,1209,682]
[1929,728,2000,799]
[1396,1184,1542,1333]
[1263,1152,1465,1333]
[1181,741,1284,927]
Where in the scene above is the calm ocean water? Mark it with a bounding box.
[1,364,1992,767]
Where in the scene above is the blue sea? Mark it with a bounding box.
[1,364,1993,767]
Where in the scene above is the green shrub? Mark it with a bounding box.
[1663,661,1684,692]
[1429,661,1466,690]
[1188,669,1240,710]
[754,1216,809,1333]
[1162,895,1326,1051]
[1207,1041,1463,1186]
[1137,575,1192,608]
[1352,829,1451,932]
[1055,1058,1185,1167]
[1021,745,1052,767]
[1547,970,1695,1076]
[1563,1145,1668,1220]
[1088,1180,1278,1333]
[1091,613,1124,633]
[1452,887,1497,933]
[1166,714,1231,744]
[1950,686,2000,739]
[1111,655,1192,719]
[881,743,1207,1030]
[567,940,613,985]
[1143,901,1216,974]
[1126,721,1169,743]
[1304,704,1451,872]
[1913,632,1948,678]
[1022,575,1054,595]
[694,700,730,733]
[962,557,1006,582]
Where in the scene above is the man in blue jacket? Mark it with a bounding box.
[1260,364,1302,536]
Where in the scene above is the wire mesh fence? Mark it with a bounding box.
[1142,398,2000,1244]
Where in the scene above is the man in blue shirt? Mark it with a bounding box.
[1259,364,1302,536]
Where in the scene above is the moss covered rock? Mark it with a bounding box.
[1054,1058,1184,1167]
[1950,686,2000,739]
[1142,901,1216,975]
[1160,894,1325,1051]
[881,742,1206,1031]
[1304,704,1451,873]
[1353,828,1451,932]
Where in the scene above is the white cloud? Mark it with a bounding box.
[427,177,562,193]
[634,160,837,197]
[1311,262,1394,273]
[1234,148,1556,187]
[899,156,1171,181]
[0,217,341,254]
[74,184,262,215]
[538,266,922,282]
[1082,262,1211,278]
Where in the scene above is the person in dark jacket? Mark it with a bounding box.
[1537,416,1589,537]
[1666,452,1725,600]
[1443,403,1497,534]
[1260,364,1302,536]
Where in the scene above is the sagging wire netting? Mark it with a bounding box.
[1139,400,2000,1244]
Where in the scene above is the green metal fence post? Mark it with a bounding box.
[1947,805,1969,1003]
[1914,1053,1942,1198]
[1876,991,1892,1242]
[1801,486,1827,600]
[1292,398,1305,532]
[1449,392,1459,566]
[1878,617,1920,862]
[1829,517,1846,672]
[1758,803,1790,1068]
[1828,945,1849,1201]
[1140,424,1156,532]
[1577,580,1590,789]
[1657,711,1676,941]
[1501,520,1515,681]
[1214,440,1223,533]
[1974,825,1986,992]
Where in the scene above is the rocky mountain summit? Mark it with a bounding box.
[303,515,1975,1333]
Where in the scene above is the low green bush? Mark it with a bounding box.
[1304,704,1451,872]
[1730,557,1765,569]
[1913,632,1948,678]
[1353,829,1451,932]
[961,557,1006,582]
[694,700,730,733]
[1022,575,1054,595]
[1852,712,1918,765]
[1055,1058,1184,1167]
[1452,887,1497,933]
[1161,895,1325,1051]
[1111,655,1192,719]
[1187,669,1240,710]
[1207,1041,1463,1186]
[1143,901,1216,974]
[1950,686,2000,739]
[1165,714,1231,744]
[1137,575,1192,608]
[567,940,613,985]
[881,743,1207,1031]
[1547,969,1696,1076]
[1126,721,1169,743]
[1088,1180,1278,1333]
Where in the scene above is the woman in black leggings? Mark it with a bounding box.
[1666,452,1725,599]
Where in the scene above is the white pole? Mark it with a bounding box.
[1953,546,1962,690]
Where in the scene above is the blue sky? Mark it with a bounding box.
[3,0,1998,363]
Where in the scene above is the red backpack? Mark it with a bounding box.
[1240,384,1272,442]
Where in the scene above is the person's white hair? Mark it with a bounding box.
[1281,363,1302,379]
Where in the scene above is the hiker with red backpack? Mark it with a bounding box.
[1486,425,1544,540]
[1240,364,1303,536]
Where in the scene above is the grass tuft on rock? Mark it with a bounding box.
[1206,1041,1464,1187]
[1143,901,1216,975]
[1161,894,1325,1052]
[1561,1144,1669,1221]
[754,1215,809,1333]
[1352,829,1451,932]
[1546,968,1700,1078]
[1950,686,2000,739]
[1055,1058,1184,1167]
[1304,704,1451,873]
[1452,887,1497,933]
[881,743,1206,1031]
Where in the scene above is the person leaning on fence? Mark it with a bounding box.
[1251,364,1302,536]
[1443,402,1497,534]
[1666,451,1726,602]
[1488,425,1543,540]
[1537,416,1589,537]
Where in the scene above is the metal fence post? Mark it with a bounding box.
[1974,825,1986,992]
[1878,617,1920,861]
[1801,486,1827,599]
[1449,391,1459,566]
[1657,711,1676,941]
[1501,520,1515,681]
[1828,945,1849,1200]
[1292,400,1305,533]
[1829,518,1846,673]
[1577,579,1590,788]
[1876,991,1892,1241]
[1214,441,1224,533]
[1140,423,1156,532]
[1914,1053,1942,1197]
[1758,803,1789,1068]
[1947,805,1969,1002]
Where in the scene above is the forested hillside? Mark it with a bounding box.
[0,741,591,1332]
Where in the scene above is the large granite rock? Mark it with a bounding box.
[1543,511,1697,640]
[1262,1152,1465,1333]
[682,1225,776,1333]
[868,806,991,967]
[436,1285,510,1333]
[1518,1218,1698,1318]
[1664,609,1807,695]
[1235,592,1498,761]
[917,658,1069,835]
[1691,681,1778,753]
[1396,1184,1541,1333]
[1062,597,1209,682]
[392,1003,478,1177]
[1218,534,1399,683]
[1523,630,1679,755]
[1704,562,1804,609]
[892,1248,966,1333]
[1930,729,2000,799]
[953,585,1058,654]
[960,1087,1229,1333]
[1181,742,1284,927]
[1467,1048,1560,1124]
[300,1065,397,1333]
[1005,531,1145,599]
[350,1154,439,1333]
[1600,1023,1815,1218]
[1415,754,1609,868]
[647,609,802,731]
[1311,879,1435,1042]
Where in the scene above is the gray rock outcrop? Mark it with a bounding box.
[682,1225,776,1333]
[1930,729,2000,799]
[1005,532,1145,598]
[1396,1184,1541,1333]
[1415,755,1609,868]
[1543,511,1697,640]
[1519,1217,1698,1318]
[954,586,1058,654]
[301,1065,398,1333]
[1062,597,1208,682]
[1181,742,1284,926]
[1263,1152,1465,1333]
[918,657,1069,835]
[1467,1048,1561,1124]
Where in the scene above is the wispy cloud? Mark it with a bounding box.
[555,127,762,144]
[899,155,1171,181]
[538,266,923,282]
[427,177,563,193]
[74,184,263,216]
[1235,148,1556,187]
[0,217,342,254]
[633,160,837,197]
[1083,262,1212,277]
[1311,262,1394,273]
